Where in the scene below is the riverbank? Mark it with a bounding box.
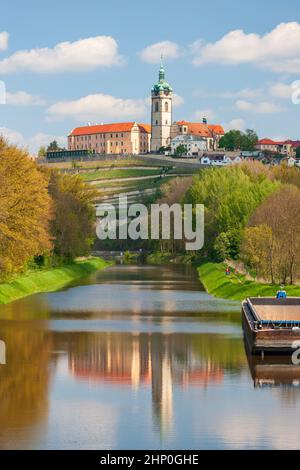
[198,261,300,301]
[0,257,110,304]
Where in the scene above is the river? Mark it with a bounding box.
[0,263,300,450]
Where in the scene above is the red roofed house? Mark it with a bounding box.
[255,138,300,156]
[68,122,151,155]
[171,119,225,151]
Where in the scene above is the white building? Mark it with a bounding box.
[200,154,243,166]
[150,60,173,152]
[171,134,207,157]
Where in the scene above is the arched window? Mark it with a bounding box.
[155,102,159,112]
[165,101,168,112]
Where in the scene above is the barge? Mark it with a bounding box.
[242,297,300,354]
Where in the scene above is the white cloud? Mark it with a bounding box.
[0,127,66,153]
[139,40,181,64]
[223,118,246,132]
[0,32,9,51]
[235,99,284,114]
[46,93,147,122]
[0,35,122,74]
[172,93,184,107]
[191,22,300,74]
[6,90,45,106]
[269,82,293,99]
[221,88,263,99]
[194,108,216,121]
[0,127,23,144]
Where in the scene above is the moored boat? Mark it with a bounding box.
[242,297,300,355]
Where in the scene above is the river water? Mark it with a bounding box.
[0,263,300,450]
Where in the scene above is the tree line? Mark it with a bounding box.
[0,138,96,280]
[184,161,300,285]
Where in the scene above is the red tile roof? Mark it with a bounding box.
[175,121,224,137]
[69,122,151,136]
[257,138,282,145]
[138,124,151,133]
[208,124,225,135]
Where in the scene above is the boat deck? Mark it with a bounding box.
[242,297,300,354]
[248,298,300,324]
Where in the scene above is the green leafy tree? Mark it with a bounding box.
[38,146,46,158]
[185,164,280,258]
[219,129,258,151]
[174,144,187,157]
[47,140,62,152]
[296,147,300,159]
[0,137,52,278]
[47,171,97,260]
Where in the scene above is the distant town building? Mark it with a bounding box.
[171,134,207,157]
[200,153,243,166]
[171,120,224,151]
[68,122,151,155]
[255,138,300,157]
[150,60,173,152]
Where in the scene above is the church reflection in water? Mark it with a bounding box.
[66,332,225,433]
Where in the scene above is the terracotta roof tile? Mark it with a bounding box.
[69,122,137,136]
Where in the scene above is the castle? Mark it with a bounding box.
[68,63,224,155]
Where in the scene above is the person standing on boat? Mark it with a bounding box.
[276,286,287,299]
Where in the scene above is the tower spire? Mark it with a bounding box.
[159,55,165,82]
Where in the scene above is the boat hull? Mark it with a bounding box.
[242,299,300,355]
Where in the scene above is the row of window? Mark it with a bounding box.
[154,101,170,112]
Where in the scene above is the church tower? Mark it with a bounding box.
[150,60,173,152]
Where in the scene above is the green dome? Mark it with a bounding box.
[152,61,173,93]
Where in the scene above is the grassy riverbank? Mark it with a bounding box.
[0,257,110,305]
[198,261,300,301]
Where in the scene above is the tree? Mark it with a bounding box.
[47,140,62,152]
[219,129,258,151]
[296,147,300,159]
[0,137,52,278]
[38,146,46,159]
[47,171,97,260]
[241,225,277,283]
[174,144,187,157]
[184,163,279,258]
[242,185,300,284]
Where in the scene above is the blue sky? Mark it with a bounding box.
[0,0,300,152]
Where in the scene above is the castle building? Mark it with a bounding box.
[150,60,173,152]
[68,122,151,155]
[171,120,225,151]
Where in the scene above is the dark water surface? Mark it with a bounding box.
[0,264,300,450]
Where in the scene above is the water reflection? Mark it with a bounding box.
[0,264,300,449]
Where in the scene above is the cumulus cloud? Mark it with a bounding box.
[0,126,23,144]
[139,40,181,64]
[223,118,246,132]
[0,32,9,51]
[0,36,122,74]
[269,82,294,99]
[194,108,216,121]
[191,22,300,74]
[235,99,284,114]
[46,93,147,122]
[0,127,66,153]
[6,90,45,106]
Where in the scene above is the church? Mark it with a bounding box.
[68,63,224,155]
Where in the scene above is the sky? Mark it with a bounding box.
[0,0,300,153]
